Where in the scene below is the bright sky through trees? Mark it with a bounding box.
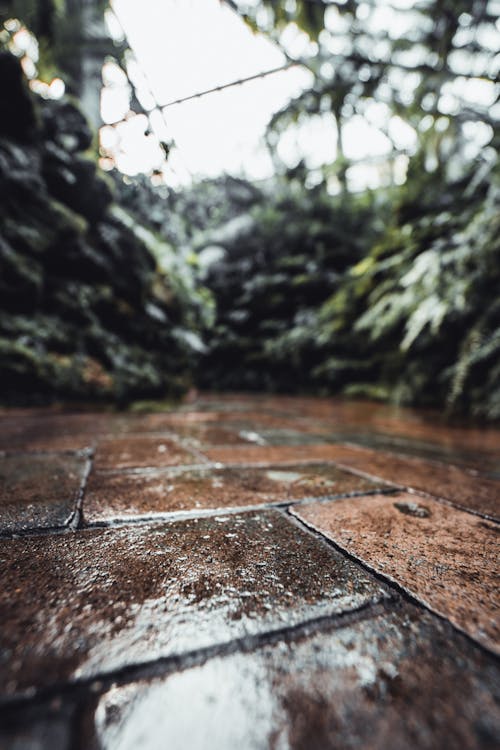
[102,0,313,184]
[103,0,410,187]
[101,0,497,190]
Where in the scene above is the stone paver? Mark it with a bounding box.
[0,413,114,453]
[0,452,87,533]
[195,427,329,449]
[292,491,500,653]
[93,436,203,470]
[4,604,496,750]
[0,509,387,697]
[203,444,337,465]
[84,463,384,520]
[241,396,500,454]
[166,422,321,449]
[84,607,499,750]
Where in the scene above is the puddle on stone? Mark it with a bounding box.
[265,470,305,483]
[83,605,500,750]
[93,658,276,750]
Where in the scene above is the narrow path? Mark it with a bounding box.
[0,394,498,749]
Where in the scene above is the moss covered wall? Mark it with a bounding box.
[0,51,200,404]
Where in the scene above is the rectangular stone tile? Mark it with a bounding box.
[0,429,94,453]
[72,605,499,750]
[299,443,500,520]
[367,415,500,456]
[0,510,387,697]
[84,463,384,520]
[93,436,203,470]
[121,411,299,433]
[278,398,500,453]
[0,413,116,453]
[169,423,265,449]
[0,452,87,533]
[292,492,500,653]
[110,410,221,429]
[181,395,287,414]
[221,412,310,429]
[236,429,329,447]
[320,431,500,476]
[262,397,500,454]
[203,444,360,466]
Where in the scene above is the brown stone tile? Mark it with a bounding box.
[103,415,308,452]
[214,412,312,430]
[368,415,500,456]
[77,605,499,750]
[320,431,500,476]
[296,399,500,455]
[84,463,384,520]
[0,429,94,453]
[0,413,114,452]
[171,423,324,450]
[292,492,500,653]
[0,452,87,533]
[93,436,202,470]
[203,444,355,466]
[191,394,411,423]
[229,429,329,447]
[181,394,284,413]
[211,394,500,456]
[0,510,386,697]
[295,443,500,520]
[98,411,222,435]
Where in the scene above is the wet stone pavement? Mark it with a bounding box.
[0,394,499,749]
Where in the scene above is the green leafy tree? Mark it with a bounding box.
[231,0,498,187]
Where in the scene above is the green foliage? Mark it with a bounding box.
[0,52,201,403]
[314,155,500,418]
[196,170,384,391]
[186,153,500,420]
[236,0,497,183]
[238,0,326,40]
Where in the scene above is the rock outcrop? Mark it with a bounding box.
[0,52,198,403]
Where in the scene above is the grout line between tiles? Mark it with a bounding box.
[65,449,95,531]
[0,487,399,539]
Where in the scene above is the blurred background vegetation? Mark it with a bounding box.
[0,0,499,418]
